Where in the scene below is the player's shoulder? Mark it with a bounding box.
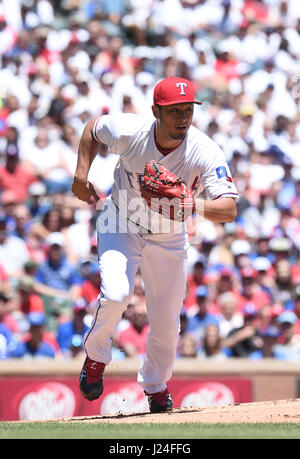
[99,113,154,138]
[187,124,224,158]
[188,125,220,149]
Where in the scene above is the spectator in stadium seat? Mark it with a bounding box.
[222,303,264,358]
[30,208,63,240]
[9,312,58,359]
[216,292,244,339]
[197,324,229,360]
[255,235,273,261]
[275,255,294,287]
[257,304,275,332]
[0,321,13,359]
[34,232,82,301]
[0,144,37,203]
[57,298,90,358]
[27,181,50,221]
[241,0,270,23]
[22,127,73,194]
[214,45,240,82]
[11,204,32,241]
[177,334,197,358]
[230,239,253,272]
[177,309,197,357]
[25,230,47,266]
[185,259,206,309]
[207,228,236,268]
[17,275,45,315]
[273,311,300,361]
[214,268,242,308]
[116,302,149,358]
[80,262,100,304]
[186,286,219,344]
[238,267,271,311]
[0,290,19,334]
[251,256,275,302]
[92,36,134,78]
[261,325,281,358]
[269,237,293,264]
[0,213,30,277]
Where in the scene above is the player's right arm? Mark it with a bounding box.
[72,113,143,203]
[72,117,101,203]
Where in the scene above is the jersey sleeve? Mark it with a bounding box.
[200,144,239,201]
[92,114,148,156]
[92,115,123,154]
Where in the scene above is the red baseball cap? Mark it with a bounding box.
[241,267,257,279]
[153,77,202,106]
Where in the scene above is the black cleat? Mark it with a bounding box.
[144,388,173,413]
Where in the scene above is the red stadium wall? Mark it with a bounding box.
[0,358,299,422]
[0,376,252,421]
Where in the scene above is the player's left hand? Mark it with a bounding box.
[140,161,195,222]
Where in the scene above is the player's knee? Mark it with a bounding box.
[103,289,132,307]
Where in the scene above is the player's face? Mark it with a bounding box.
[154,103,194,141]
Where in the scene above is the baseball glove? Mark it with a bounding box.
[140,160,195,222]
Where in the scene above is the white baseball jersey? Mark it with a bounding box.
[93,113,238,233]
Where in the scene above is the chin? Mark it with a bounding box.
[172,131,187,140]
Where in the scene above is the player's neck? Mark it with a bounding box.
[154,125,183,156]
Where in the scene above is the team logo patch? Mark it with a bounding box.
[216,166,233,182]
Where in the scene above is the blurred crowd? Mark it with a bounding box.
[0,0,300,362]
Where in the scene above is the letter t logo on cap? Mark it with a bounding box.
[176,82,188,95]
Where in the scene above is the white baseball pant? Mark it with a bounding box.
[83,204,188,394]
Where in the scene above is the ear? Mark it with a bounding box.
[152,104,159,119]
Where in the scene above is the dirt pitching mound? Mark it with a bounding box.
[59,399,300,424]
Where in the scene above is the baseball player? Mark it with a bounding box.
[72,77,238,413]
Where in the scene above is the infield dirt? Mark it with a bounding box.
[47,398,300,424]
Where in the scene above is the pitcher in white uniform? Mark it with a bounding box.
[72,76,238,413]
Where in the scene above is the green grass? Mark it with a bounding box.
[1,421,300,439]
